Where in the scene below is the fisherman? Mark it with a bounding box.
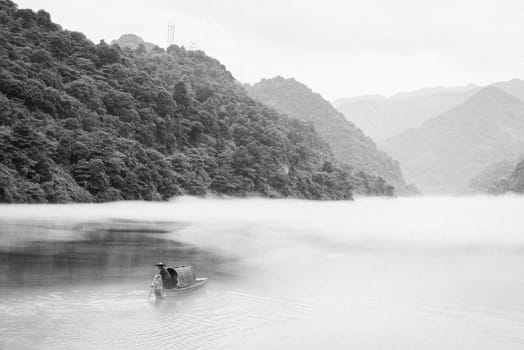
[155,262,171,288]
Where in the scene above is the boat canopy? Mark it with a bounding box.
[168,265,197,287]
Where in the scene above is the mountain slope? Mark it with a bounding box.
[384,87,524,193]
[492,79,524,102]
[0,1,394,202]
[508,158,524,192]
[246,77,415,194]
[468,160,516,194]
[334,85,480,142]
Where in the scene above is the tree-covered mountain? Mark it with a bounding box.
[384,87,524,194]
[246,77,416,195]
[507,158,524,193]
[469,157,524,194]
[0,1,396,203]
[468,160,516,194]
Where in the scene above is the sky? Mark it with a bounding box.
[15,0,524,100]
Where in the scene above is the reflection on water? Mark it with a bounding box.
[0,220,231,289]
[1,196,524,349]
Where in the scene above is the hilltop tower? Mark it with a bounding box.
[167,24,175,46]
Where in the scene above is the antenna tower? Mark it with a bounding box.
[167,24,175,46]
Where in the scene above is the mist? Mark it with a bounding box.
[2,196,524,349]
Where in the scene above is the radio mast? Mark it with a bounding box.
[167,24,175,46]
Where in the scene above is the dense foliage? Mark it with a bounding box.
[476,158,524,194]
[0,1,394,202]
[246,77,414,194]
[468,160,516,194]
[507,159,524,193]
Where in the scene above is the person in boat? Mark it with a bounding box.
[155,262,171,288]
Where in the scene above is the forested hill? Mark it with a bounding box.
[468,157,524,194]
[507,158,524,193]
[0,1,394,203]
[246,77,416,195]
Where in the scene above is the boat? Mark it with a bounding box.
[149,265,207,300]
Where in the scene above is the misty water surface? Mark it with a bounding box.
[1,196,524,349]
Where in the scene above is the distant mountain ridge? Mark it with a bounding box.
[334,79,524,143]
[492,79,524,102]
[383,86,524,194]
[334,84,480,142]
[389,85,479,100]
[246,77,417,195]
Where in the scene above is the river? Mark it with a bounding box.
[1,196,524,349]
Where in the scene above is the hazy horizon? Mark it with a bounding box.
[14,0,524,100]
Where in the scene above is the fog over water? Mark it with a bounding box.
[1,196,524,349]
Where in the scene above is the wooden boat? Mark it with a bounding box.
[149,265,207,300]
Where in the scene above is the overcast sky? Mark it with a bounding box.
[15,0,524,100]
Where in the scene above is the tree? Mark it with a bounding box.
[95,40,120,67]
[173,81,189,106]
